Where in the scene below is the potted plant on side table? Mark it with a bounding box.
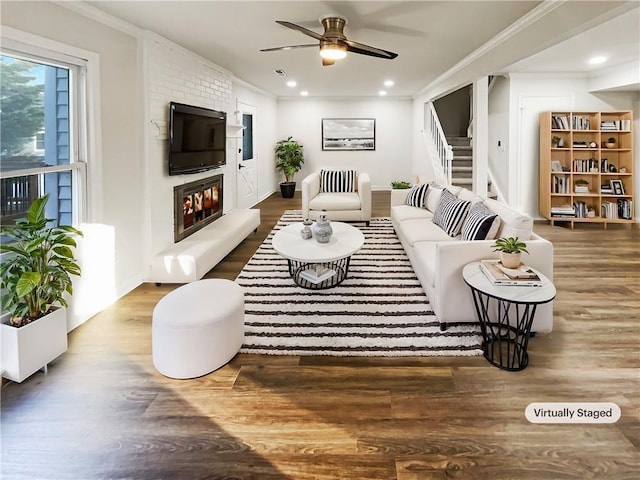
[275,136,304,198]
[0,194,83,382]
[492,237,528,269]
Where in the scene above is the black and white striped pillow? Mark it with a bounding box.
[320,170,356,193]
[461,202,500,241]
[405,183,429,208]
[432,189,471,237]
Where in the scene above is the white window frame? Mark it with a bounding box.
[0,26,103,225]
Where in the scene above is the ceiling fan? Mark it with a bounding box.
[260,15,398,66]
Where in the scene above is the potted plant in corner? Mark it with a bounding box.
[492,237,528,269]
[0,194,83,382]
[275,136,304,198]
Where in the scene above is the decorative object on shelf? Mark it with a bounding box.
[604,137,616,149]
[275,136,304,198]
[609,164,617,173]
[391,180,411,189]
[589,141,598,148]
[300,219,313,239]
[0,194,83,383]
[610,179,625,196]
[492,237,529,269]
[552,136,564,148]
[620,166,627,173]
[312,211,333,244]
[587,208,596,218]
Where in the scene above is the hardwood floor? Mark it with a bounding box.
[2,191,639,479]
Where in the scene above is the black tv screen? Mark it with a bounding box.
[169,102,226,175]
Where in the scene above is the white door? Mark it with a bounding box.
[236,102,258,209]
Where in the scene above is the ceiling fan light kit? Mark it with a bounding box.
[261,14,398,66]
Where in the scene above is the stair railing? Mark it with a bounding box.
[425,102,453,185]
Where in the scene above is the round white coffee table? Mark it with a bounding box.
[272,221,365,289]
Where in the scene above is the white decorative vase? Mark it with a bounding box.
[1,307,68,383]
[500,252,521,269]
[313,212,333,244]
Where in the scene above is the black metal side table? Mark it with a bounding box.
[463,262,556,371]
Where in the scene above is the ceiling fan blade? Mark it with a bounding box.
[344,39,398,60]
[275,20,324,41]
[322,57,336,67]
[260,44,318,52]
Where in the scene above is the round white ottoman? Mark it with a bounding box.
[152,279,244,379]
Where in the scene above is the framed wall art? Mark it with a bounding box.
[322,118,375,151]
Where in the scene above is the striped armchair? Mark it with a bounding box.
[301,169,371,225]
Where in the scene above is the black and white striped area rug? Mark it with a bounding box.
[235,211,482,357]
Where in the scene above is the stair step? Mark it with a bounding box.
[452,166,472,174]
[447,136,472,147]
[452,155,472,162]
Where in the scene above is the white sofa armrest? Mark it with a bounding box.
[301,172,320,219]
[391,189,410,207]
[358,173,372,221]
[433,234,554,331]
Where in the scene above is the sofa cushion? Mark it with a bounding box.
[461,202,501,241]
[391,205,433,224]
[320,169,356,193]
[484,198,533,240]
[412,241,438,288]
[432,189,471,237]
[399,218,453,246]
[457,188,484,205]
[405,183,429,208]
[309,192,361,211]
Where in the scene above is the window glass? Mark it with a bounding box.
[242,113,253,161]
[1,52,79,227]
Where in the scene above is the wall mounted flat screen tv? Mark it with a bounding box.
[169,102,226,175]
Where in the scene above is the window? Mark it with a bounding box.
[242,112,253,161]
[0,49,86,227]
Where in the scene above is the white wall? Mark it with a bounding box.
[487,76,511,201]
[142,33,234,263]
[232,81,278,202]
[1,1,144,329]
[277,98,413,190]
[506,73,638,219]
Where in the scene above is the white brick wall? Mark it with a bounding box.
[143,34,235,258]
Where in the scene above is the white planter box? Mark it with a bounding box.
[1,307,68,383]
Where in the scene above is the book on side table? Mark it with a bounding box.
[479,260,542,287]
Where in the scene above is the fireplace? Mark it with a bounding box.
[174,174,223,242]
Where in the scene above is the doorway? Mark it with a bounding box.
[235,101,258,209]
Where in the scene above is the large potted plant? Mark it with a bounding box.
[0,194,83,382]
[275,136,304,198]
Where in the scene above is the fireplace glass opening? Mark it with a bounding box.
[174,174,223,242]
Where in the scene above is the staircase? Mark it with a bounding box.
[447,136,495,197]
[448,136,473,189]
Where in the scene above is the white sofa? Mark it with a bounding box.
[302,170,372,225]
[391,184,553,333]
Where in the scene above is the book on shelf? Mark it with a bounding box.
[299,265,336,284]
[551,204,575,217]
[617,198,632,220]
[479,260,543,287]
[601,201,618,219]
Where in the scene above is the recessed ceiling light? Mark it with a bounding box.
[300,91,308,96]
[379,90,387,96]
[384,80,394,87]
[286,80,297,88]
[589,56,607,65]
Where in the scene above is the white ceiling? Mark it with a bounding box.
[82,1,640,98]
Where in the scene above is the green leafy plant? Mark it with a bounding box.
[275,136,304,183]
[492,237,529,255]
[0,194,83,327]
[391,180,411,189]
